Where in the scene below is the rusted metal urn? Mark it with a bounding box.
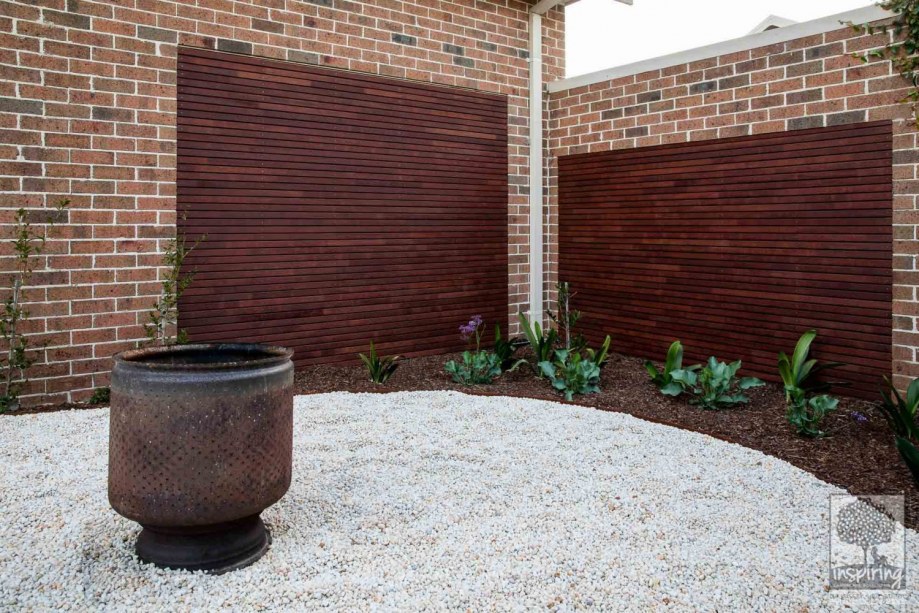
[108,343,294,574]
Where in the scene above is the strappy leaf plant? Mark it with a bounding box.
[585,334,612,370]
[879,376,919,487]
[359,341,400,384]
[778,330,844,437]
[518,311,558,375]
[778,330,843,402]
[493,324,527,373]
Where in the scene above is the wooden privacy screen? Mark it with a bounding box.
[176,48,508,364]
[558,121,892,398]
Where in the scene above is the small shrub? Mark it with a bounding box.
[445,315,502,385]
[144,226,202,346]
[538,349,601,401]
[493,324,526,373]
[547,281,585,352]
[878,377,919,488]
[358,341,399,384]
[671,357,764,410]
[89,387,111,405]
[786,394,839,438]
[778,330,843,437]
[645,340,699,396]
[517,311,558,374]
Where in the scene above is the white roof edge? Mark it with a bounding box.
[748,15,797,35]
[531,0,631,16]
[548,5,892,94]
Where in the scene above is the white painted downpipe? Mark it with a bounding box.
[526,0,632,325]
[527,9,544,325]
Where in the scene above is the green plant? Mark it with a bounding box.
[358,341,399,384]
[786,394,839,438]
[445,350,503,385]
[538,349,601,401]
[851,2,919,126]
[517,311,558,374]
[671,357,764,410]
[547,281,584,352]
[879,377,919,487]
[445,315,503,385]
[89,387,111,405]
[778,330,843,405]
[493,324,527,373]
[645,340,700,396]
[584,334,612,369]
[778,330,844,437]
[1,200,68,413]
[144,227,202,346]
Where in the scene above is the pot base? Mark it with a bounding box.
[136,514,270,574]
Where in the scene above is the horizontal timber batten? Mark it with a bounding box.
[558,121,893,399]
[177,48,509,363]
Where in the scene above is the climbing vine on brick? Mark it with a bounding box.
[1,201,68,412]
[853,1,919,125]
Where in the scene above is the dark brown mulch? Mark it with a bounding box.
[295,351,919,530]
[9,350,913,528]
[7,401,107,415]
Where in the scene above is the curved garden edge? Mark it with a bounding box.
[6,349,914,528]
[294,351,919,531]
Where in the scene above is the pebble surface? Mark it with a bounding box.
[2,391,918,611]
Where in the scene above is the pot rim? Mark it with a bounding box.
[113,343,293,371]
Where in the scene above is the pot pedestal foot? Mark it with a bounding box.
[136,514,270,574]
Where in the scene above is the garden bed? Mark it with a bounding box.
[295,351,918,530]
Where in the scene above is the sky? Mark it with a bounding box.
[566,0,876,78]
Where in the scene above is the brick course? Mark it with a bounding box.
[9,3,916,403]
[547,19,919,390]
[0,0,563,405]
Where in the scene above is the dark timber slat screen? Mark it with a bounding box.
[558,121,892,398]
[176,47,508,364]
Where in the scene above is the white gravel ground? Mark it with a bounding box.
[1,391,917,611]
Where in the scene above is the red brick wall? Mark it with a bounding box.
[547,18,918,389]
[0,0,564,405]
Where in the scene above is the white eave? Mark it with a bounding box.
[531,0,631,17]
[748,14,797,35]
[548,4,892,93]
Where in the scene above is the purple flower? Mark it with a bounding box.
[851,411,868,424]
[459,315,484,341]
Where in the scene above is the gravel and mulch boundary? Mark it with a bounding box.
[7,348,915,528]
[294,351,918,530]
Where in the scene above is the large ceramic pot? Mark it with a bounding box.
[108,343,294,573]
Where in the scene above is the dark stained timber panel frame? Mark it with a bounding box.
[176,47,509,364]
[558,121,893,398]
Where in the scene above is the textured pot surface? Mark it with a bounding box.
[108,343,294,528]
